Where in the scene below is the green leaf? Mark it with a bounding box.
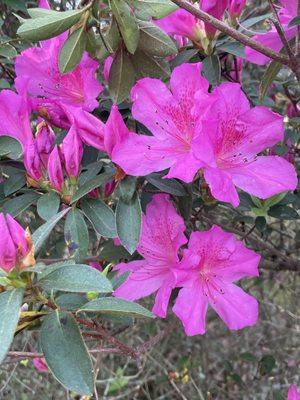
[259,61,281,101]
[81,198,117,238]
[268,205,299,220]
[3,171,25,196]
[255,216,266,232]
[2,0,27,11]
[202,55,221,86]
[0,136,22,160]
[132,0,177,18]
[27,8,59,18]
[131,49,170,79]
[64,208,89,262]
[32,208,70,254]
[71,170,114,204]
[147,173,187,196]
[110,0,139,54]
[78,297,154,318]
[56,293,88,311]
[2,192,40,217]
[17,9,84,42]
[259,355,276,375]
[0,288,24,363]
[40,311,94,395]
[117,176,136,203]
[38,264,113,293]
[218,42,245,58]
[137,20,177,57]
[37,191,60,220]
[240,352,258,362]
[0,43,17,58]
[288,16,300,27]
[108,47,136,104]
[116,193,141,254]
[100,240,131,263]
[59,26,87,73]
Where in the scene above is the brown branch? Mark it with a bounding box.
[170,0,290,65]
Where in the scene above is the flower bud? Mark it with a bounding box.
[23,141,43,182]
[228,0,246,18]
[47,145,64,192]
[61,126,83,178]
[35,120,55,167]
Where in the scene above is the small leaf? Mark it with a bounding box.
[147,173,187,196]
[259,61,281,101]
[32,208,70,254]
[240,352,257,362]
[100,240,131,263]
[40,311,94,395]
[2,192,40,217]
[259,355,276,375]
[117,176,136,203]
[268,205,299,220]
[37,191,60,220]
[108,47,136,104]
[0,43,17,58]
[38,264,113,293]
[71,170,115,204]
[202,55,221,86]
[59,26,87,73]
[288,16,300,27]
[81,198,117,238]
[3,171,25,196]
[137,20,177,57]
[17,9,84,42]
[78,297,154,318]
[132,0,177,18]
[56,293,88,311]
[131,49,170,79]
[64,208,89,262]
[0,136,22,160]
[110,0,139,54]
[0,288,24,363]
[218,42,245,58]
[116,193,142,254]
[255,216,266,232]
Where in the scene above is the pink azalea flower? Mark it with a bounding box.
[47,145,64,192]
[288,385,300,400]
[114,194,187,317]
[173,225,260,336]
[246,0,297,65]
[200,0,229,36]
[228,0,246,18]
[0,213,31,272]
[104,105,131,157]
[33,357,48,373]
[35,120,56,167]
[112,63,209,183]
[194,82,297,206]
[61,126,83,179]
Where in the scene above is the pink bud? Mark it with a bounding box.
[47,145,64,192]
[0,213,17,272]
[33,357,48,373]
[286,103,299,118]
[6,214,29,258]
[89,261,103,271]
[35,121,55,167]
[103,56,114,82]
[61,126,83,178]
[88,188,99,199]
[104,180,117,197]
[229,0,246,18]
[23,142,43,181]
[201,0,229,36]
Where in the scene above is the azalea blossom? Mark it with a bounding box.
[33,357,48,373]
[0,213,35,272]
[228,0,246,18]
[194,82,297,206]
[288,385,300,400]
[173,225,260,336]
[114,194,187,317]
[200,0,229,37]
[246,0,297,64]
[112,62,209,182]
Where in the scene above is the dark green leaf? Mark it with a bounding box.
[100,240,131,263]
[3,171,25,196]
[0,288,24,363]
[17,9,84,41]
[137,20,177,57]
[108,47,136,104]
[116,193,141,254]
[268,205,299,220]
[240,352,258,362]
[59,26,87,73]
[259,355,276,375]
[0,136,22,160]
[132,0,177,18]
[78,297,154,318]
[218,42,245,58]
[39,264,113,293]
[288,16,300,27]
[255,216,266,232]
[259,61,281,101]
[81,198,116,238]
[0,43,17,58]
[131,49,170,79]
[64,208,89,262]
[40,311,94,395]
[118,176,136,203]
[147,173,187,196]
[37,191,60,220]
[2,192,40,217]
[202,55,221,86]
[32,208,70,254]
[56,293,88,311]
[110,0,139,54]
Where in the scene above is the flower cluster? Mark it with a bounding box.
[114,194,260,336]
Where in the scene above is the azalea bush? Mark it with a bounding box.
[0,0,299,398]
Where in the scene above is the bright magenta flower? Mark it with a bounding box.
[246,0,297,64]
[0,213,34,272]
[33,357,48,373]
[35,121,56,167]
[228,0,246,18]
[195,82,297,206]
[61,126,83,179]
[288,385,300,400]
[47,145,64,192]
[173,225,260,336]
[112,63,209,182]
[114,194,187,317]
[200,0,229,36]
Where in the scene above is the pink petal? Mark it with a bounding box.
[288,384,300,400]
[210,283,259,330]
[204,167,240,206]
[165,151,203,182]
[0,213,17,272]
[229,156,298,199]
[173,286,209,336]
[62,126,83,178]
[152,284,173,318]
[104,105,130,157]
[114,260,147,274]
